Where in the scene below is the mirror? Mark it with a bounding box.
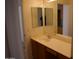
[43,0,72,37]
[57,3,73,37]
[44,8,53,26]
[31,7,43,28]
[57,4,63,34]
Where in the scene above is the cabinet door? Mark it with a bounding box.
[45,47,70,59]
[57,53,71,59]
[31,40,46,59]
[45,47,59,59]
[31,40,39,59]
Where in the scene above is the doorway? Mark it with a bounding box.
[57,4,63,34]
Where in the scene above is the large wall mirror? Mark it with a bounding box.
[43,0,72,37]
[31,7,43,28]
[57,3,73,37]
[31,7,54,28]
[44,8,53,26]
[31,0,72,37]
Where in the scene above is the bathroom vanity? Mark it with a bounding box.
[22,0,73,59]
[31,35,72,59]
[30,0,72,59]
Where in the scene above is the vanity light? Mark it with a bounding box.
[48,0,56,2]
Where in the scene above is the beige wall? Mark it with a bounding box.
[22,0,44,59]
[68,0,73,36]
[58,0,72,4]
[58,0,64,4]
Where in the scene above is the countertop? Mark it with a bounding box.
[31,35,72,58]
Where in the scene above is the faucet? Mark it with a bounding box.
[43,27,52,39]
[47,34,52,39]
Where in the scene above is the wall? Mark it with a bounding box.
[58,0,64,4]
[22,0,44,59]
[58,0,71,4]
[68,0,73,36]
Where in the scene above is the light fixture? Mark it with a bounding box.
[48,0,56,2]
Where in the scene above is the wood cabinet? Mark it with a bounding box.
[31,39,46,59]
[31,39,71,59]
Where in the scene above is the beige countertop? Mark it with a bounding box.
[31,35,72,58]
